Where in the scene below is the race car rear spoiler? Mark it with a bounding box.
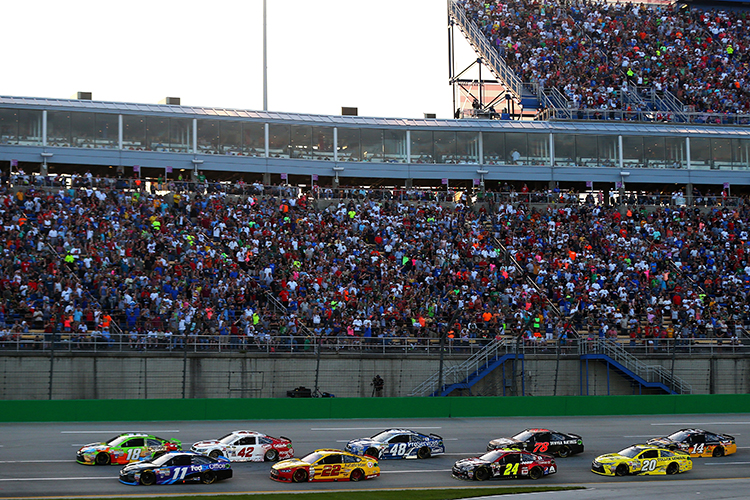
[430,433,444,440]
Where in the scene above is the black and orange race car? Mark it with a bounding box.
[647,428,736,457]
[487,428,584,458]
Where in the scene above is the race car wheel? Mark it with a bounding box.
[528,466,543,480]
[264,449,279,462]
[557,446,570,458]
[615,464,629,477]
[666,462,679,475]
[208,450,221,459]
[417,446,431,459]
[713,446,724,457]
[95,452,111,466]
[475,466,491,481]
[201,471,216,484]
[365,447,380,459]
[350,468,364,482]
[139,470,156,486]
[292,468,308,483]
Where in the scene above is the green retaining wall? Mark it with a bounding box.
[3,394,750,422]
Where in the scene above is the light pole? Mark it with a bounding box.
[263,0,268,111]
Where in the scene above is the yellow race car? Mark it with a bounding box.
[270,449,380,483]
[591,445,692,476]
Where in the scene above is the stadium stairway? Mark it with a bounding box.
[409,338,524,397]
[580,339,692,395]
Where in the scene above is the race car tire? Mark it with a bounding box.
[350,468,364,482]
[95,452,111,466]
[475,466,491,481]
[208,450,221,459]
[365,447,380,459]
[528,466,543,480]
[713,446,724,457]
[201,471,216,484]
[264,449,279,462]
[140,470,156,486]
[666,462,679,475]
[292,469,308,483]
[558,446,570,458]
[417,446,431,459]
[615,464,629,476]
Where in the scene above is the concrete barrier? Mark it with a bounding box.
[3,394,750,422]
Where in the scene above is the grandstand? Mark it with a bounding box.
[2,0,750,400]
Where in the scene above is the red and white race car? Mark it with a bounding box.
[191,430,293,462]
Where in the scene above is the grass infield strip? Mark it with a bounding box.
[43,486,583,500]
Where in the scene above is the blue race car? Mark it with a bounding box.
[345,429,444,459]
[119,451,232,485]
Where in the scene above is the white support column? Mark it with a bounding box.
[686,137,691,170]
[118,115,123,150]
[478,131,484,165]
[192,118,198,154]
[333,127,338,162]
[42,110,47,147]
[618,135,624,170]
[264,123,269,157]
[406,130,411,163]
[549,132,555,167]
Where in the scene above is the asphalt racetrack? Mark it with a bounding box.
[1,414,749,498]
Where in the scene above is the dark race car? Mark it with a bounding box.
[453,448,557,481]
[487,428,584,457]
[119,451,232,486]
[345,428,445,459]
[647,428,737,457]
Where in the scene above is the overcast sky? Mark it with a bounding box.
[4,0,478,119]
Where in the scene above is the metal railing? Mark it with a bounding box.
[580,338,692,394]
[0,333,503,356]
[448,0,523,99]
[547,106,750,125]
[409,337,512,396]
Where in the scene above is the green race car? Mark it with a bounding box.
[76,433,182,465]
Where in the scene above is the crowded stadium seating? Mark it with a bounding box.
[1,175,748,355]
[459,0,750,115]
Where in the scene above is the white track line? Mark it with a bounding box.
[651,422,750,426]
[311,427,442,431]
[704,461,750,466]
[61,430,180,434]
[0,460,70,463]
[0,477,111,482]
[381,469,452,474]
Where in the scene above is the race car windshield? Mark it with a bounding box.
[511,431,535,442]
[150,453,178,466]
[618,447,642,458]
[370,431,398,442]
[218,433,236,444]
[106,435,132,446]
[301,452,324,464]
[666,431,691,442]
[479,450,504,462]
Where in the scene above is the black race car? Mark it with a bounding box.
[647,428,737,457]
[453,448,557,481]
[119,451,232,485]
[487,428,584,457]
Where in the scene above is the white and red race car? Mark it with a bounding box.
[191,430,293,462]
